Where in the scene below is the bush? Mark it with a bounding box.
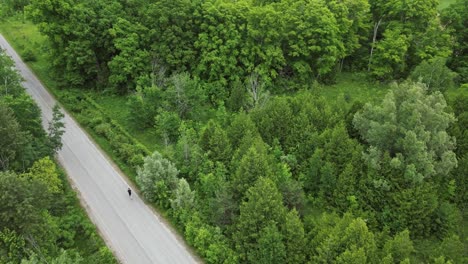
[21,48,36,62]
[94,123,112,137]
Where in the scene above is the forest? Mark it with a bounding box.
[0,49,116,263]
[1,0,467,263]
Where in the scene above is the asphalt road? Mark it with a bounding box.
[0,34,199,264]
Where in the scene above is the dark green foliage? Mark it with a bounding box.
[234,177,286,262]
[0,103,28,170]
[0,50,114,263]
[442,0,468,83]
[0,171,51,246]
[200,120,232,165]
[48,104,65,153]
[9,1,468,263]
[284,209,306,264]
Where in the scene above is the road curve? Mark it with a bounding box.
[0,34,199,264]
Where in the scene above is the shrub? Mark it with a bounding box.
[21,48,36,62]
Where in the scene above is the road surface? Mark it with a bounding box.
[0,34,199,264]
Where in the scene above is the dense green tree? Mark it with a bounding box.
[227,112,259,148]
[232,147,272,200]
[436,234,466,264]
[252,96,292,146]
[170,178,195,224]
[382,229,414,262]
[0,171,55,252]
[199,120,232,165]
[369,26,409,79]
[368,0,450,79]
[143,0,200,73]
[354,82,457,236]
[27,0,122,88]
[234,177,286,262]
[309,213,377,263]
[2,94,43,138]
[249,223,286,264]
[108,18,150,92]
[195,0,248,86]
[325,0,371,68]
[243,5,285,84]
[48,104,65,153]
[278,0,343,80]
[136,151,178,208]
[442,0,468,82]
[0,103,28,171]
[24,156,62,194]
[283,209,306,264]
[184,213,239,264]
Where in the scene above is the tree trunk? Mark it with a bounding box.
[368,18,383,72]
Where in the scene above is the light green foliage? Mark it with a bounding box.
[234,177,286,262]
[370,27,409,79]
[410,57,457,92]
[382,229,414,262]
[354,82,456,182]
[185,213,238,264]
[136,151,178,207]
[354,82,457,236]
[170,178,195,224]
[195,0,248,86]
[279,0,343,79]
[143,0,200,73]
[309,213,377,263]
[436,234,466,263]
[25,156,62,194]
[108,18,150,91]
[243,5,285,84]
[0,228,29,264]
